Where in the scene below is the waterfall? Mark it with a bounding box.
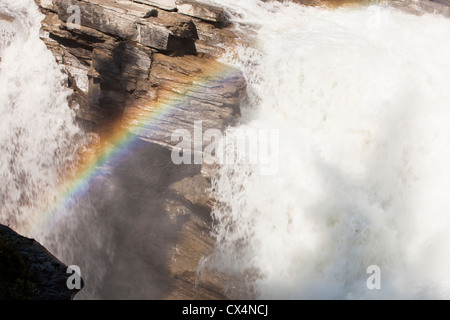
[203,0,450,299]
[0,1,113,299]
[0,0,81,237]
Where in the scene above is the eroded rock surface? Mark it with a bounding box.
[31,0,246,300]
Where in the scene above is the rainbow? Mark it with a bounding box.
[29,59,241,236]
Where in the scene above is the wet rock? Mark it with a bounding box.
[122,53,246,151]
[55,0,198,51]
[113,41,153,90]
[32,0,247,300]
[131,0,226,23]
[132,0,177,11]
[176,0,226,23]
[170,174,214,210]
[0,224,83,299]
[37,0,59,11]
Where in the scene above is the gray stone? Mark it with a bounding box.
[63,52,90,93]
[31,0,247,300]
[176,0,225,23]
[132,0,177,11]
[89,0,162,18]
[57,0,139,40]
[113,42,152,80]
[136,22,171,50]
[113,42,153,92]
[55,0,197,51]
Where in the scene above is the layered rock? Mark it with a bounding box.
[32,0,246,300]
[36,0,244,135]
[123,53,245,150]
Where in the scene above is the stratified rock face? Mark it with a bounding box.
[36,0,244,136]
[0,224,82,300]
[132,0,177,11]
[33,0,246,300]
[55,0,199,51]
[130,0,225,22]
[176,0,225,22]
[123,53,246,150]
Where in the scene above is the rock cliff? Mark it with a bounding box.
[35,0,245,139]
[30,0,247,299]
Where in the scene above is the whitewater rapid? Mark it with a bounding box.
[0,1,81,238]
[203,0,450,299]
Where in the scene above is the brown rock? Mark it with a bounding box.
[32,0,247,300]
[170,174,214,210]
[55,0,198,51]
[122,53,246,151]
[132,0,177,11]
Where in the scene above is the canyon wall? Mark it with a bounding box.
[30,0,247,299]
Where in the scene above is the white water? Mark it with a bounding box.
[0,0,81,236]
[0,1,112,299]
[202,0,450,299]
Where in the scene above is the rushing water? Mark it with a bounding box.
[0,0,81,236]
[2,0,450,299]
[0,1,116,299]
[203,0,450,299]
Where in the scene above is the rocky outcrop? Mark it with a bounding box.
[31,0,246,300]
[0,224,82,300]
[36,0,244,137]
[176,0,226,22]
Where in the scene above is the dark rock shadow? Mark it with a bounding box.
[51,138,201,299]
